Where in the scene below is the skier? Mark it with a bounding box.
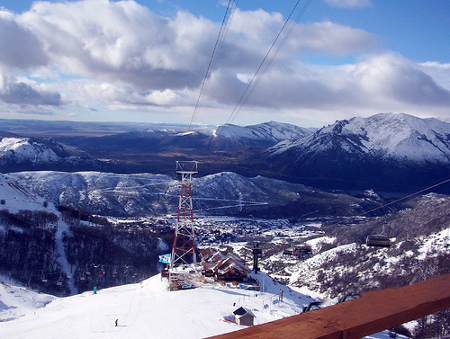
[115,319,118,327]
[279,289,283,302]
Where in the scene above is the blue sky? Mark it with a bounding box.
[0,0,449,127]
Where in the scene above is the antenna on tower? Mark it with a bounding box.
[170,161,198,271]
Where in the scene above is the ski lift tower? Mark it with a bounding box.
[170,161,198,271]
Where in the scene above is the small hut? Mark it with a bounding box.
[233,306,255,326]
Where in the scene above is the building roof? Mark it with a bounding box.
[233,307,255,318]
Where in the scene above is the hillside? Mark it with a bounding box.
[1,115,449,193]
[0,272,404,339]
[266,113,450,191]
[0,136,106,173]
[0,272,312,338]
[5,171,389,218]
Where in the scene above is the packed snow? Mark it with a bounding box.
[0,272,403,339]
[0,272,312,338]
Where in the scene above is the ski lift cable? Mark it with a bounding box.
[324,176,450,230]
[188,0,238,130]
[225,0,310,125]
[198,0,239,115]
[229,0,313,124]
[357,176,450,218]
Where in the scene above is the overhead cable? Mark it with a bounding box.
[226,0,314,125]
[188,0,238,130]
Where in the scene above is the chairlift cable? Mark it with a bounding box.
[357,176,450,218]
[188,0,238,130]
[232,0,313,122]
[225,0,311,125]
[323,176,450,230]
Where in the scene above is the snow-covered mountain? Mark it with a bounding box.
[269,113,450,163]
[215,121,313,144]
[266,113,450,191]
[0,136,104,172]
[0,137,61,164]
[5,171,387,218]
[1,114,449,193]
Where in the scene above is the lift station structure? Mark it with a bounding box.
[170,161,198,271]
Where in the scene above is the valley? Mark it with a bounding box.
[0,113,449,337]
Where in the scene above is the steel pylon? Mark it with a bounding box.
[170,161,198,270]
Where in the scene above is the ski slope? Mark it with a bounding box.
[0,272,312,338]
[0,272,405,338]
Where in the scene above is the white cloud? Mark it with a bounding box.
[354,53,450,107]
[287,21,382,55]
[324,0,373,9]
[18,1,216,90]
[0,0,447,125]
[145,89,177,105]
[0,10,48,70]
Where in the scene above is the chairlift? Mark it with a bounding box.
[302,301,321,313]
[366,234,391,248]
[293,244,313,257]
[41,271,48,283]
[56,275,63,286]
[80,271,86,281]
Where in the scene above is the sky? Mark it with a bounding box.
[0,0,449,128]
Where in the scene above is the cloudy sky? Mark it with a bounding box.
[0,0,449,127]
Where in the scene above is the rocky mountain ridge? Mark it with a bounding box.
[0,114,449,193]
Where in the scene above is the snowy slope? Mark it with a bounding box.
[0,272,401,339]
[0,174,78,295]
[6,171,381,218]
[0,272,311,338]
[0,138,60,164]
[215,121,313,143]
[269,113,450,164]
[0,279,55,322]
[0,136,100,173]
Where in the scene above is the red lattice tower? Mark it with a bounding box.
[170,161,198,270]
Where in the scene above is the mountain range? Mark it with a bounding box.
[0,114,449,337]
[265,113,450,191]
[0,113,449,193]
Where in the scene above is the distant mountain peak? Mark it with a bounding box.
[214,121,313,143]
[271,113,450,164]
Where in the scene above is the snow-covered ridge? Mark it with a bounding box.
[215,121,313,143]
[0,137,60,164]
[269,113,450,163]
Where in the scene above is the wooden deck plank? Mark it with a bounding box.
[209,274,450,339]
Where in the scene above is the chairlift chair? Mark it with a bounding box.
[366,234,391,247]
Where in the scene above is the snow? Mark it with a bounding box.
[0,272,309,338]
[215,122,312,143]
[0,280,55,322]
[417,228,450,260]
[0,272,408,339]
[0,138,59,164]
[268,113,450,163]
